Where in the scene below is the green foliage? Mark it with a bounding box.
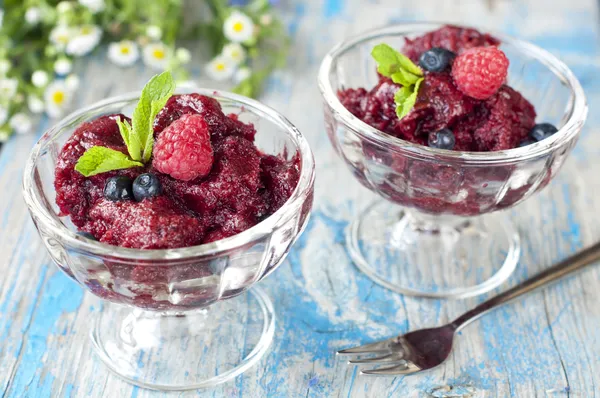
[0,0,288,141]
[371,43,424,120]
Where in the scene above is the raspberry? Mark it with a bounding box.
[153,114,214,181]
[451,46,509,100]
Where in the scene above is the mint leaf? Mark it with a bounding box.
[394,85,413,105]
[74,72,175,177]
[131,71,175,163]
[396,77,424,120]
[394,50,423,77]
[371,44,423,79]
[116,119,134,152]
[372,44,402,76]
[75,146,143,177]
[391,69,421,86]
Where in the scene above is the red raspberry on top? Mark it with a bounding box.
[153,114,214,181]
[451,46,509,100]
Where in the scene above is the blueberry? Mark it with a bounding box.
[133,173,162,202]
[530,123,558,142]
[419,48,456,73]
[77,231,96,240]
[104,176,134,201]
[518,139,536,147]
[428,129,456,150]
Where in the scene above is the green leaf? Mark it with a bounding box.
[394,85,413,105]
[131,71,175,163]
[116,119,133,151]
[394,50,423,77]
[74,146,144,177]
[391,69,421,86]
[372,44,402,77]
[396,77,424,120]
[371,43,423,79]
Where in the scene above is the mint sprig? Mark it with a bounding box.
[74,147,144,177]
[75,71,175,177]
[371,44,424,120]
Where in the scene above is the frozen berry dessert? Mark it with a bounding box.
[332,25,565,216]
[339,25,556,151]
[55,73,300,250]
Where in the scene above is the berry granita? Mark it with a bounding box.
[55,93,301,250]
[335,25,560,215]
[339,25,538,152]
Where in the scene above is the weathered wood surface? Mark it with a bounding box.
[2,0,600,396]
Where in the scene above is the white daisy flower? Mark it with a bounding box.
[0,60,10,75]
[66,25,102,57]
[146,25,162,41]
[0,106,8,125]
[260,14,273,26]
[142,42,170,70]
[108,40,139,67]
[0,78,18,97]
[234,67,251,83]
[205,56,235,81]
[56,2,72,14]
[28,96,45,114]
[222,43,246,65]
[31,70,49,88]
[65,75,80,90]
[175,48,191,64]
[50,25,72,50]
[9,113,33,135]
[54,58,72,76]
[223,11,255,43]
[79,0,105,13]
[44,81,72,118]
[25,7,42,25]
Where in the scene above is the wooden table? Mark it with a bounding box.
[2,0,600,396]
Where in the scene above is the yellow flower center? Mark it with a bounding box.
[120,46,131,55]
[52,91,65,105]
[233,21,244,32]
[216,63,225,72]
[81,26,92,35]
[153,49,165,60]
[58,35,69,44]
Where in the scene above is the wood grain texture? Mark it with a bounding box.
[2,0,600,396]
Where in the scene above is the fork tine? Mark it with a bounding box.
[337,339,393,355]
[348,353,405,365]
[360,362,420,376]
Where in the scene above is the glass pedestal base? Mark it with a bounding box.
[90,288,275,391]
[347,200,520,299]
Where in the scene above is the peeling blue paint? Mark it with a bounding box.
[6,271,84,398]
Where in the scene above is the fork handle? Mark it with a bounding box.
[452,241,600,330]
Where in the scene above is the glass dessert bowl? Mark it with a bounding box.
[318,23,587,298]
[22,87,315,390]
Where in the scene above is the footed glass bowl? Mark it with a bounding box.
[22,88,315,390]
[318,23,587,298]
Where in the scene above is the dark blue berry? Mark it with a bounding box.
[518,139,536,147]
[77,231,96,240]
[530,123,558,142]
[133,173,162,202]
[104,176,134,201]
[428,129,455,150]
[419,48,456,73]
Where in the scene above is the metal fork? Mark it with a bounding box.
[339,241,600,375]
